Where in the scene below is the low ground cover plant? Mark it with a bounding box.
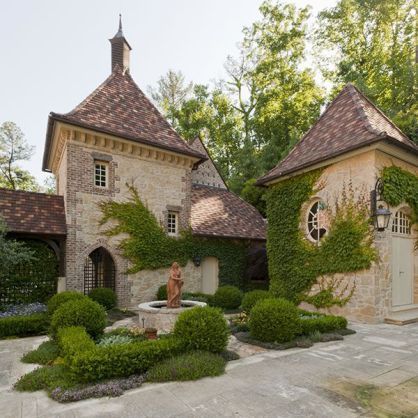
[147,351,226,382]
[88,288,117,310]
[0,302,47,318]
[212,285,243,310]
[21,340,60,365]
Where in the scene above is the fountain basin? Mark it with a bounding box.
[138,300,207,332]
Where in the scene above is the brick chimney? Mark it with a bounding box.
[109,15,132,73]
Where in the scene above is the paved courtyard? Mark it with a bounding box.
[1,322,417,418]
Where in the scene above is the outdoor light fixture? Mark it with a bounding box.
[370,178,391,231]
[192,255,202,267]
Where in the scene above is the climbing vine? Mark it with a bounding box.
[265,170,376,305]
[99,185,248,287]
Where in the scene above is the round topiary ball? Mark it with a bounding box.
[241,290,272,313]
[88,287,117,310]
[249,298,301,343]
[50,298,107,339]
[47,291,86,316]
[174,306,229,353]
[212,285,243,310]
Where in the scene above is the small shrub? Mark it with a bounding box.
[299,314,348,335]
[88,288,117,310]
[212,286,243,310]
[0,313,49,338]
[14,364,76,392]
[156,285,167,300]
[50,299,106,339]
[47,291,86,316]
[182,292,213,304]
[70,336,183,382]
[22,340,60,365]
[241,290,272,313]
[57,326,96,363]
[147,351,226,382]
[249,298,301,343]
[174,306,229,353]
[98,334,133,347]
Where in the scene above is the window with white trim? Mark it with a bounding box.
[392,210,411,235]
[307,200,327,243]
[94,162,108,188]
[167,211,179,236]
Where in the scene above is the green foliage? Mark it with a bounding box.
[14,364,76,392]
[241,290,272,313]
[266,171,376,303]
[381,166,418,224]
[174,306,229,353]
[88,288,117,310]
[0,238,58,306]
[147,351,226,382]
[47,291,86,316]
[182,292,213,305]
[57,326,96,364]
[299,312,348,335]
[97,334,133,347]
[50,299,106,339]
[156,285,167,300]
[99,185,248,287]
[315,0,417,142]
[21,340,60,365]
[240,179,267,217]
[0,313,49,338]
[249,298,302,343]
[71,337,183,382]
[212,285,243,310]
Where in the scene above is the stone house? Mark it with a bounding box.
[257,84,418,324]
[32,22,264,307]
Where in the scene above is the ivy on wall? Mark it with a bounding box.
[265,170,376,304]
[99,186,248,287]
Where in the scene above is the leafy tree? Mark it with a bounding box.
[42,175,57,194]
[315,0,417,141]
[148,70,193,127]
[240,178,267,217]
[0,121,39,191]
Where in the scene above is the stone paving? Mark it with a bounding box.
[0,322,417,417]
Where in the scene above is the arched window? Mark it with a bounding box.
[307,201,327,243]
[392,210,411,235]
[83,247,115,294]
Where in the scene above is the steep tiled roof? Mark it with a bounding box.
[257,84,418,185]
[191,184,266,240]
[0,189,66,236]
[43,67,205,170]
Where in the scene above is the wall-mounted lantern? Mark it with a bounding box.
[192,255,202,267]
[370,178,391,231]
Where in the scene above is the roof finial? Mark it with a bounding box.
[119,14,122,31]
[113,14,123,38]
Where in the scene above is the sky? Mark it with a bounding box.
[0,0,336,184]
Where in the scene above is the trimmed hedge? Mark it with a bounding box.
[300,314,348,335]
[88,288,117,310]
[70,337,183,382]
[47,291,86,316]
[249,298,301,343]
[174,306,229,353]
[0,313,49,338]
[58,327,95,363]
[241,290,272,313]
[50,298,106,339]
[212,286,243,310]
[147,351,226,382]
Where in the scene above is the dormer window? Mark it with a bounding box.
[94,162,108,188]
[167,211,178,236]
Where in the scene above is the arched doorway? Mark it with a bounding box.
[83,247,116,295]
[201,257,219,295]
[391,209,414,307]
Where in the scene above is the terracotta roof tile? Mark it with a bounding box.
[0,189,66,236]
[191,184,266,240]
[43,67,205,170]
[257,84,418,184]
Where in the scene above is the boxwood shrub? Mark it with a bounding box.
[58,326,96,363]
[212,285,243,310]
[241,290,272,313]
[0,313,49,338]
[88,288,117,310]
[300,314,348,335]
[174,306,229,353]
[147,351,226,382]
[249,298,301,343]
[47,291,86,316]
[50,298,106,339]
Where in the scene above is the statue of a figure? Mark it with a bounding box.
[167,262,183,308]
